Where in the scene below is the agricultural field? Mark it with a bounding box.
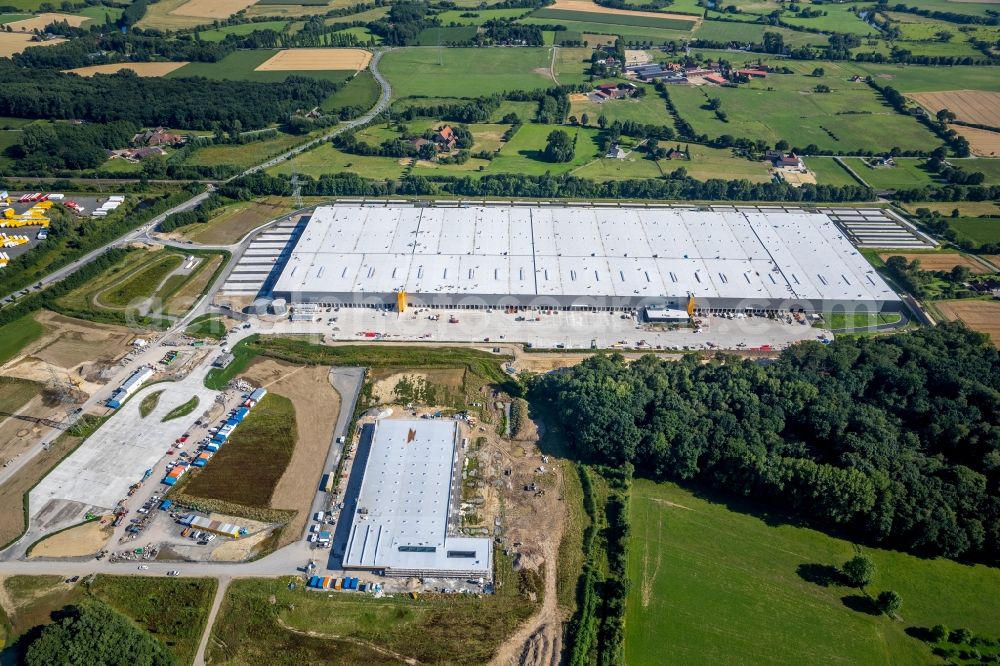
[167,49,356,83]
[532,6,698,31]
[953,125,1000,157]
[65,62,190,78]
[197,20,289,41]
[907,90,1000,128]
[903,201,1000,217]
[0,32,64,58]
[254,48,371,72]
[666,73,940,153]
[553,46,592,86]
[208,569,538,665]
[692,20,827,47]
[247,0,351,18]
[841,157,937,190]
[434,8,532,24]
[180,393,297,510]
[780,3,874,36]
[1,12,87,31]
[519,15,693,44]
[877,251,991,274]
[805,156,861,186]
[945,217,1000,245]
[381,47,558,100]
[850,63,1000,93]
[138,0,239,30]
[625,480,1000,665]
[935,299,1000,347]
[960,157,1000,184]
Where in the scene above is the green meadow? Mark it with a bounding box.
[626,480,1000,666]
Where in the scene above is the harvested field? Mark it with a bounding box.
[28,517,113,558]
[255,47,371,72]
[936,300,1000,346]
[953,125,1000,157]
[908,90,1000,127]
[2,12,87,31]
[548,0,698,22]
[171,0,258,18]
[0,33,64,57]
[983,256,1000,270]
[878,252,991,274]
[65,62,189,77]
[232,359,339,544]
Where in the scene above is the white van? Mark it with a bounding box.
[314,511,324,521]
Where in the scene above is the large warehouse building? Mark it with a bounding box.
[343,419,492,578]
[270,205,901,314]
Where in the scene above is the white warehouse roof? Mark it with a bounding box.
[272,205,900,308]
[343,419,491,575]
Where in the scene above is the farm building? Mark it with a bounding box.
[342,419,492,578]
[270,205,902,314]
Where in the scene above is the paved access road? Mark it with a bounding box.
[0,49,392,309]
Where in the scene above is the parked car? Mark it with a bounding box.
[167,570,180,576]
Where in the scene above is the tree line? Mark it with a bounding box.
[0,61,338,132]
[530,325,1000,563]
[228,169,876,202]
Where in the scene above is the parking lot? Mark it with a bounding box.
[261,307,827,351]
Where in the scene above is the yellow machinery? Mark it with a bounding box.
[396,290,407,313]
[0,233,30,248]
[687,294,696,317]
[2,208,13,219]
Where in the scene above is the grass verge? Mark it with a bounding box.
[162,396,199,423]
[139,390,163,419]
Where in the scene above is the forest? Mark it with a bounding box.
[0,63,337,131]
[530,324,1000,563]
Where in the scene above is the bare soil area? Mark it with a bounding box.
[28,517,113,558]
[370,368,465,405]
[483,417,566,666]
[7,311,138,374]
[935,300,1000,346]
[239,359,339,545]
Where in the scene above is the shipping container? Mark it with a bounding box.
[333,579,342,590]
[159,499,172,510]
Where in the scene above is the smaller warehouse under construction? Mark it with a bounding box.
[343,419,492,578]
